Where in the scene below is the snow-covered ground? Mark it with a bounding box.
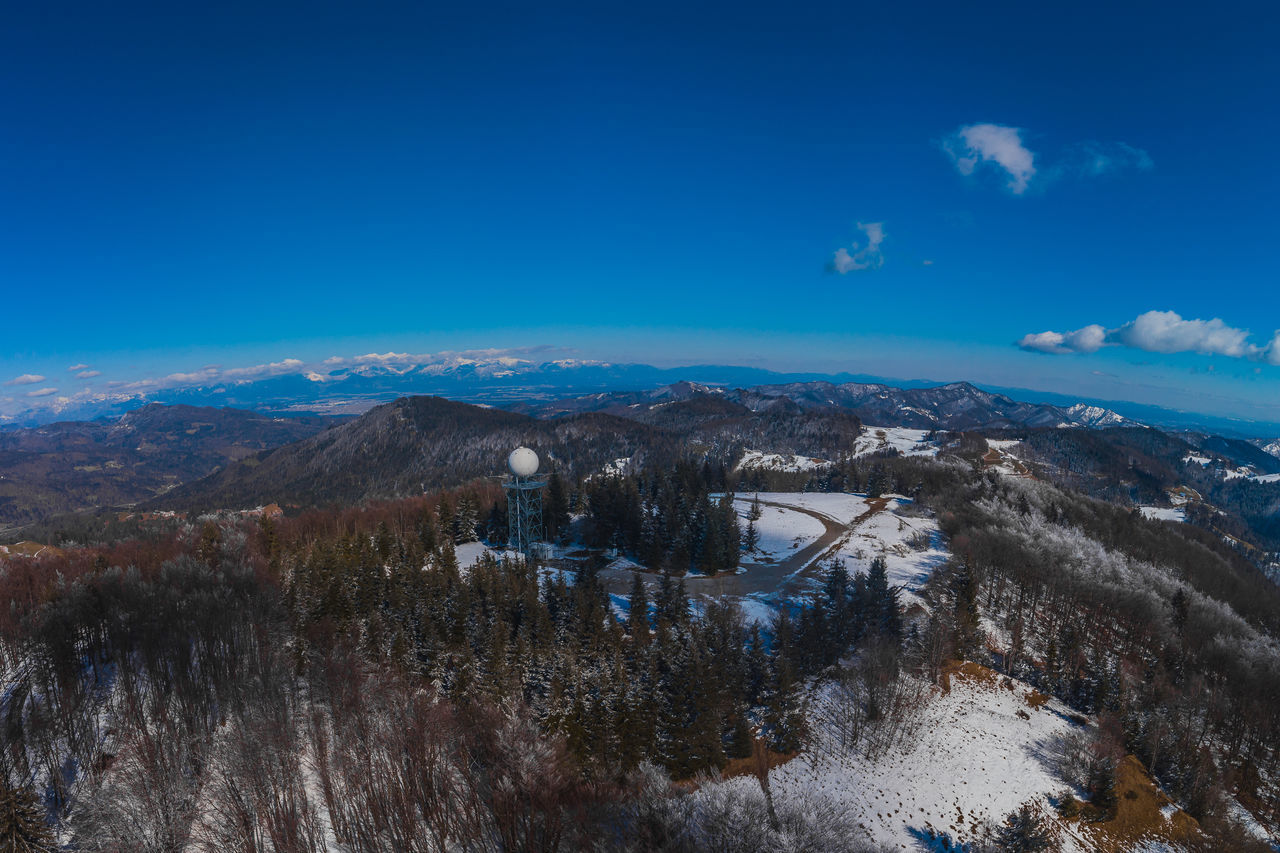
[738,498,829,562]
[730,492,947,611]
[826,499,947,608]
[985,439,1033,478]
[1139,506,1187,523]
[699,665,1086,851]
[741,491,870,521]
[852,425,939,459]
[735,450,830,473]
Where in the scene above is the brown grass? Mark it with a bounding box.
[1063,755,1201,852]
[939,660,1000,694]
[1025,689,1050,709]
[673,748,798,790]
[718,748,799,782]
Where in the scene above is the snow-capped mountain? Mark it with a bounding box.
[1061,402,1143,428]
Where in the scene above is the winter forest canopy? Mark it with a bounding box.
[0,430,1277,851]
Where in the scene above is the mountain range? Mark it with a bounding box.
[511,380,1144,431]
[6,376,1280,541]
[7,351,1280,438]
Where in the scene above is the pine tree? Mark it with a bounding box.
[749,493,763,521]
[0,780,55,853]
[822,559,853,647]
[627,571,650,646]
[744,518,760,554]
[546,472,571,542]
[952,558,981,658]
[454,495,480,544]
[993,805,1054,852]
[197,520,221,568]
[866,556,902,641]
[866,465,889,498]
[484,500,507,544]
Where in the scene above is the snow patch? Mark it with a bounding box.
[1139,506,1186,523]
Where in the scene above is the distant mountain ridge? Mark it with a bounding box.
[151,394,865,512]
[7,350,1278,437]
[513,380,1142,432]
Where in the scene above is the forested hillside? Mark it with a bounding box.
[153,395,863,514]
[0,432,1277,849]
[0,404,334,529]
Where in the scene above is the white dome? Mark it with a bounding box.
[508,446,539,477]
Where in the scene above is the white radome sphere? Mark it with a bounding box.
[508,446,539,477]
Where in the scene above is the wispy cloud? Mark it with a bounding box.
[67,363,91,372]
[26,387,59,397]
[1067,141,1154,177]
[76,370,102,379]
[832,222,885,273]
[943,123,1151,194]
[1019,310,1280,365]
[943,124,1035,194]
[6,374,46,386]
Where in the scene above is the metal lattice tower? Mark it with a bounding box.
[502,447,547,558]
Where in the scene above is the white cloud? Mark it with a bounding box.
[943,124,1036,194]
[222,358,304,379]
[1019,310,1280,364]
[7,374,46,386]
[26,387,58,397]
[67,363,90,372]
[832,222,885,273]
[1112,310,1251,357]
[1257,330,1280,366]
[944,125,1153,194]
[77,370,102,379]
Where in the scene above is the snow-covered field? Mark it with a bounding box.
[852,425,939,458]
[1139,506,1187,523]
[700,665,1085,851]
[731,492,947,611]
[739,499,829,562]
[735,450,830,473]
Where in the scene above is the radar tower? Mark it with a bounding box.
[502,447,547,557]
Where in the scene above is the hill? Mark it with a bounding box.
[153,395,867,512]
[0,404,334,530]
[513,380,1139,432]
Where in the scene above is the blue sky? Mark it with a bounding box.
[2,1,1278,420]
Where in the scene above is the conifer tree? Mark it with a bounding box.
[0,780,55,853]
[453,495,480,544]
[993,805,1054,852]
[866,465,889,498]
[546,472,571,542]
[627,571,650,646]
[952,558,981,658]
[866,556,902,641]
[744,518,759,554]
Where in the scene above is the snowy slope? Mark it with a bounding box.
[1139,506,1187,523]
[699,665,1087,852]
[735,450,830,473]
[852,425,939,458]
[739,499,828,562]
[731,492,946,611]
